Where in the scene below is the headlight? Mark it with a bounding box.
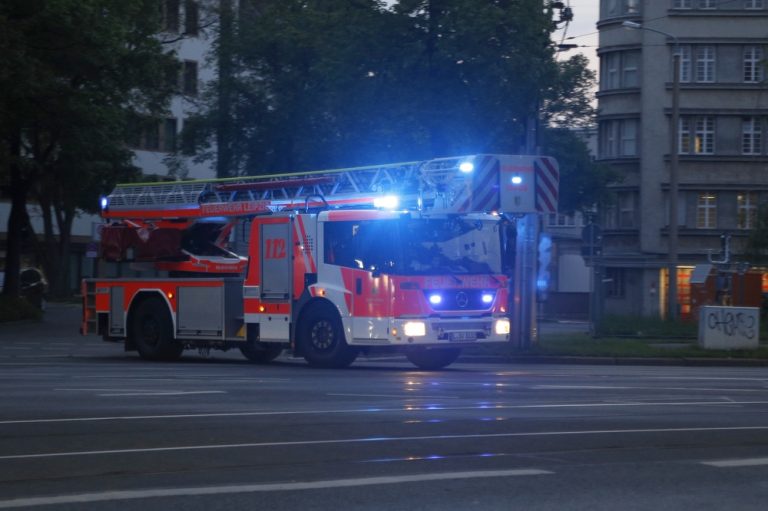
[481,293,494,304]
[494,318,510,335]
[428,293,442,305]
[403,321,427,337]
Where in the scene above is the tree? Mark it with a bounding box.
[184,0,606,213]
[0,0,177,298]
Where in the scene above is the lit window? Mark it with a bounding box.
[679,116,714,155]
[696,193,717,229]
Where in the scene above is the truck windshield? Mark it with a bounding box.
[324,217,501,275]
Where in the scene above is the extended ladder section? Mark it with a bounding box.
[96,154,558,270]
[100,154,558,221]
[102,160,426,220]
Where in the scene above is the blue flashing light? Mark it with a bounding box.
[511,175,523,185]
[428,294,442,305]
[536,279,548,290]
[373,195,400,209]
[481,293,494,304]
[100,197,109,210]
[459,161,474,173]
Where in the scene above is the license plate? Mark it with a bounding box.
[448,331,478,341]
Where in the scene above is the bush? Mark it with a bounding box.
[0,295,44,323]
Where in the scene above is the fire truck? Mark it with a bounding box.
[81,154,558,369]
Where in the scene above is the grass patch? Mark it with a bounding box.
[596,315,697,338]
[525,333,768,359]
[0,295,43,323]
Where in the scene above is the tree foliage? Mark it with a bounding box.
[0,0,177,297]
[186,0,607,211]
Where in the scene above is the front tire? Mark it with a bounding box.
[299,302,358,368]
[130,297,183,361]
[405,347,462,370]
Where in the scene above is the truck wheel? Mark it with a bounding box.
[130,297,183,361]
[240,342,283,364]
[299,303,357,368]
[405,347,461,370]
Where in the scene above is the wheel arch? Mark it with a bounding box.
[293,297,347,356]
[126,290,176,348]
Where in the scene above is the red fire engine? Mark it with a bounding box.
[81,154,558,369]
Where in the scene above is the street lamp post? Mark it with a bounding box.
[622,21,680,321]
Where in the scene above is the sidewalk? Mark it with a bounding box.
[3,303,767,367]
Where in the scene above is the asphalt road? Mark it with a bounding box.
[1,305,767,510]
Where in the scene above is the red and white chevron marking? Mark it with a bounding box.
[534,157,559,213]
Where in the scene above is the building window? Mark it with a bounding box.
[600,119,638,158]
[738,192,759,229]
[603,0,642,17]
[742,117,763,155]
[605,268,626,298]
[547,212,585,227]
[621,51,639,87]
[744,0,765,9]
[183,60,198,96]
[696,193,717,229]
[679,46,691,83]
[679,116,715,155]
[184,0,199,36]
[602,52,619,89]
[744,46,765,83]
[618,192,635,228]
[163,118,177,152]
[679,46,716,83]
[161,0,180,33]
[699,0,716,8]
[600,50,640,90]
[132,118,177,152]
[695,46,715,83]
[673,0,693,7]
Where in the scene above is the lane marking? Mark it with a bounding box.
[702,457,768,468]
[533,385,626,390]
[0,469,552,509]
[98,391,227,397]
[2,426,768,461]
[3,399,768,426]
[327,393,461,399]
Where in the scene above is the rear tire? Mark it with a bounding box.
[405,347,461,370]
[299,302,358,368]
[130,296,183,361]
[240,342,283,363]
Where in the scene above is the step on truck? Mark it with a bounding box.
[81,154,559,369]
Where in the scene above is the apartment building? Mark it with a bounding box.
[596,0,768,318]
[133,0,216,180]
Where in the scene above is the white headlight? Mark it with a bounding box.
[494,318,510,335]
[459,161,474,173]
[403,321,427,337]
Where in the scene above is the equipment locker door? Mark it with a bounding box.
[261,221,292,300]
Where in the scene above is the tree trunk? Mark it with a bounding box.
[2,132,30,297]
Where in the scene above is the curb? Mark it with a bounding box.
[459,354,768,367]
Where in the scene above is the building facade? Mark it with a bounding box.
[596,0,768,318]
